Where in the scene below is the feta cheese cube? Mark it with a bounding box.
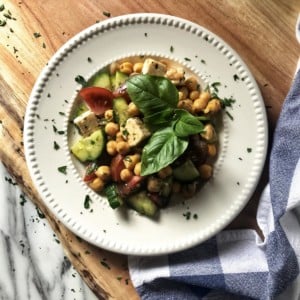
[142,58,167,76]
[73,110,99,136]
[124,117,151,147]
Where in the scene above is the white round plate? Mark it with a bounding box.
[24,13,268,255]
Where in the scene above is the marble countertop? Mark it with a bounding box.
[0,163,97,300]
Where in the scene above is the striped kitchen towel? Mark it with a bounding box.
[128,69,300,299]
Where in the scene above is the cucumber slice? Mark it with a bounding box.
[115,70,128,88]
[89,72,111,90]
[104,184,124,209]
[71,129,105,162]
[127,191,158,217]
[113,97,129,127]
[173,159,200,182]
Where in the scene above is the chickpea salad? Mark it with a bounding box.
[70,56,231,218]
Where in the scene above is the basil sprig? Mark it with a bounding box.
[141,127,188,176]
[127,75,204,176]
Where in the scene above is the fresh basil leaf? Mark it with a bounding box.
[127,75,178,122]
[141,127,188,176]
[143,108,173,130]
[173,109,204,137]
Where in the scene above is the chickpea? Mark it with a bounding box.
[201,124,217,143]
[104,109,114,121]
[89,177,105,192]
[178,86,189,99]
[106,140,117,156]
[147,177,161,193]
[189,90,200,100]
[123,154,141,170]
[105,122,119,136]
[133,62,144,73]
[178,91,185,101]
[119,62,133,74]
[116,141,130,155]
[95,165,111,181]
[120,169,133,182]
[116,131,125,142]
[158,166,172,179]
[207,144,217,157]
[134,162,142,176]
[185,76,198,91]
[193,98,208,113]
[127,102,140,117]
[199,91,211,102]
[177,99,193,113]
[204,99,222,114]
[198,164,213,179]
[173,67,185,80]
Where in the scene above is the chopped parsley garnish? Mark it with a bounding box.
[225,111,234,120]
[58,166,67,175]
[247,148,252,153]
[54,141,60,150]
[0,19,6,26]
[220,97,236,108]
[0,4,5,12]
[59,112,65,116]
[211,82,221,92]
[184,57,191,61]
[200,59,206,64]
[183,211,191,220]
[144,32,148,37]
[84,195,92,209]
[170,46,174,53]
[233,74,240,81]
[75,75,87,87]
[42,42,46,49]
[87,57,92,63]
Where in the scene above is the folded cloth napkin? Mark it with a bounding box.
[128,61,300,300]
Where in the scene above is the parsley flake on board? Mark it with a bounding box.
[100,259,111,269]
[33,32,41,38]
[247,147,252,153]
[103,11,111,17]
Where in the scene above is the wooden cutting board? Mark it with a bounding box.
[0,1,299,299]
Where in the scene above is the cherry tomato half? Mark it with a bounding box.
[110,154,125,182]
[79,87,113,115]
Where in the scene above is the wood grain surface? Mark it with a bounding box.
[0,1,299,299]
